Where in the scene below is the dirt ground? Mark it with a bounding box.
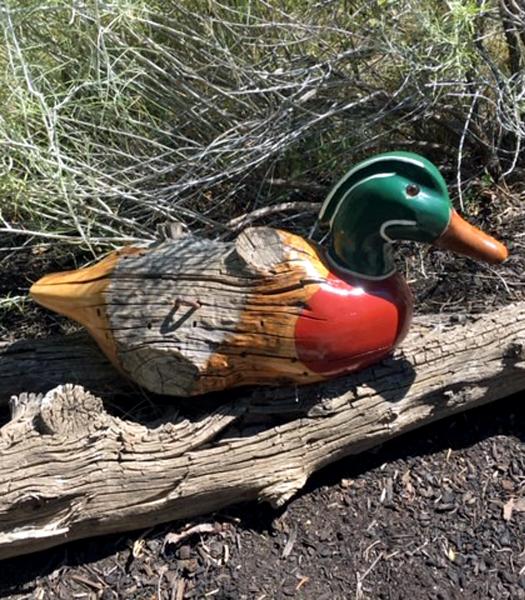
[0,186,524,599]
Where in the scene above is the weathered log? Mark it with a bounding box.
[0,333,129,406]
[1,302,525,559]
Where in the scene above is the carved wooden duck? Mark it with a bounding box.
[31,152,507,396]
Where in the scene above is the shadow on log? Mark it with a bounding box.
[1,302,525,559]
[0,333,130,405]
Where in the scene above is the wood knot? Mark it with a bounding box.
[34,385,105,436]
[504,341,525,362]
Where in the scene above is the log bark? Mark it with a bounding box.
[1,302,525,559]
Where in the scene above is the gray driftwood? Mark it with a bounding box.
[1,302,525,559]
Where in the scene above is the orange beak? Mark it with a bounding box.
[433,210,508,264]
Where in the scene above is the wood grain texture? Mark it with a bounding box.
[1,302,525,559]
[106,228,330,394]
[30,228,332,395]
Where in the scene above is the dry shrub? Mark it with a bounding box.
[0,0,523,250]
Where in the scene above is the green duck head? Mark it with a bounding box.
[319,151,508,279]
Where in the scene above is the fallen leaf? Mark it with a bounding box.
[513,497,525,512]
[503,498,515,521]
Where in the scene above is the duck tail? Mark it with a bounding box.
[30,247,142,364]
[30,252,116,321]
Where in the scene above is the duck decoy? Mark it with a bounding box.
[30,152,508,396]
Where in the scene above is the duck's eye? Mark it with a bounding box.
[406,184,420,197]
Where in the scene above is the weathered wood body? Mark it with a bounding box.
[30,228,412,396]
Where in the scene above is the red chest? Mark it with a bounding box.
[294,272,413,376]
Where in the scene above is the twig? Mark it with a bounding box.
[226,202,320,232]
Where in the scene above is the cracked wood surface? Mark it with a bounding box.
[1,302,525,559]
[29,228,329,396]
[29,227,411,397]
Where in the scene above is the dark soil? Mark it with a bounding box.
[1,186,524,598]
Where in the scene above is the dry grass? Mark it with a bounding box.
[0,0,523,252]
